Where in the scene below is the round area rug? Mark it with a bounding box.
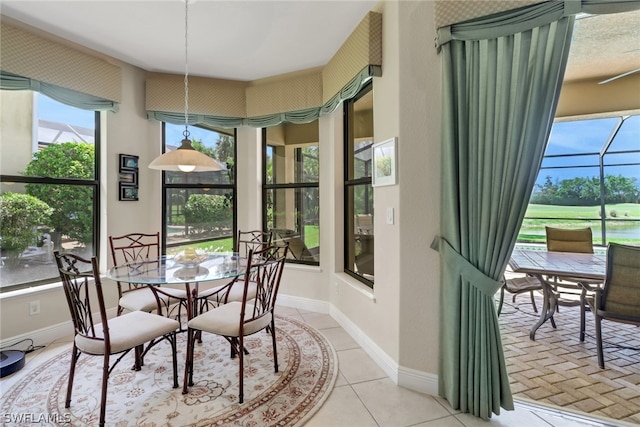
[0,315,337,426]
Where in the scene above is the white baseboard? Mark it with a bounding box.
[1,320,72,349]
[277,294,330,314]
[0,308,117,349]
[398,365,439,396]
[328,304,439,397]
[2,296,439,397]
[329,305,400,382]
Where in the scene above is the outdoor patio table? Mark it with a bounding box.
[508,249,606,340]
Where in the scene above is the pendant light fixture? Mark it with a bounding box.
[149,0,222,173]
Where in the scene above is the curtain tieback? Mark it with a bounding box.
[431,236,503,296]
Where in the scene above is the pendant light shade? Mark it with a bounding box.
[148,0,223,173]
[148,138,223,172]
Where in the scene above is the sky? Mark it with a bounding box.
[38,93,224,151]
[538,115,640,187]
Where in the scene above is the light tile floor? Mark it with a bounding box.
[0,306,626,427]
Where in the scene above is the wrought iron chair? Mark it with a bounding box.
[183,244,288,402]
[109,232,189,320]
[545,226,602,341]
[54,251,179,427]
[592,243,640,368]
[196,229,273,311]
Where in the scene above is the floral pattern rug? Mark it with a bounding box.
[0,315,337,426]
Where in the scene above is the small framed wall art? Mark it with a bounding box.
[118,171,138,186]
[119,154,139,170]
[372,137,397,187]
[119,186,139,201]
[118,154,139,201]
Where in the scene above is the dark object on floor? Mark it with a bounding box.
[0,350,25,377]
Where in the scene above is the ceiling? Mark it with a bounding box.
[0,2,639,84]
[0,0,378,81]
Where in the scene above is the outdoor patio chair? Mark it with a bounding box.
[497,274,543,316]
[592,243,640,368]
[545,226,603,341]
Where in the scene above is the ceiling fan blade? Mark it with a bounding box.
[598,68,640,85]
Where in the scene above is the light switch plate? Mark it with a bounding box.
[386,207,394,225]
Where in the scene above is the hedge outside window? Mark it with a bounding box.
[0,91,99,292]
[263,121,320,265]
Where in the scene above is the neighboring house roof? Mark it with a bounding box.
[38,119,94,146]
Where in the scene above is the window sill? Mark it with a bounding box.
[0,274,105,300]
[284,263,322,273]
[0,281,63,300]
[335,273,376,302]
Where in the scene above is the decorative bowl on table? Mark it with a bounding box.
[174,265,209,281]
[173,248,207,267]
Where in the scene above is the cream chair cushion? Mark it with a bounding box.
[188,301,271,337]
[119,286,188,313]
[75,311,179,355]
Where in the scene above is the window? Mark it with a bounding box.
[162,123,236,254]
[344,82,374,285]
[519,114,640,247]
[0,91,100,292]
[263,121,320,265]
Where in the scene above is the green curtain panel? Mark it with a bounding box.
[434,0,640,419]
[436,14,575,421]
[0,71,118,112]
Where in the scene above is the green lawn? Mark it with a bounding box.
[166,237,234,255]
[304,225,319,249]
[166,226,320,255]
[519,203,640,245]
[525,203,640,219]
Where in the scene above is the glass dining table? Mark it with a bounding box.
[106,252,247,321]
[509,249,606,340]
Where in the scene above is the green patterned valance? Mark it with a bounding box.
[1,71,119,112]
[147,65,381,128]
[147,111,244,129]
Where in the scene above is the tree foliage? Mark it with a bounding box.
[531,174,639,205]
[24,142,95,248]
[191,138,217,158]
[0,192,52,260]
[214,134,234,165]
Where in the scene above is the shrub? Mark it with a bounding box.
[183,194,232,234]
[610,210,618,218]
[0,192,53,262]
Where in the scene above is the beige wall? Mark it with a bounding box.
[397,0,442,374]
[557,74,640,118]
[0,91,35,175]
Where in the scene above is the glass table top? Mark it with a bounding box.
[106,252,247,285]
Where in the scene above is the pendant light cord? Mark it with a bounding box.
[183,0,190,140]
